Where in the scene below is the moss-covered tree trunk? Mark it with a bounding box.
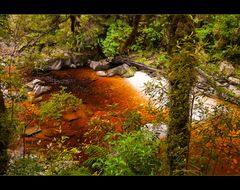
[167,15,196,175]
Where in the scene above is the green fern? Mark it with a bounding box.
[83,145,109,169]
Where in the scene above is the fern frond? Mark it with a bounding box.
[83,145,109,167]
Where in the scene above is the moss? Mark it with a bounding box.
[122,67,137,78]
[167,15,197,175]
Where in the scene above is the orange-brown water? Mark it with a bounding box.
[12,68,240,175]
[16,68,155,158]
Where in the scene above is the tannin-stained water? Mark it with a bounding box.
[13,68,155,158]
[11,67,240,175]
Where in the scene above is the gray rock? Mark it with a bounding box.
[64,58,72,67]
[228,85,240,97]
[70,64,77,68]
[219,60,235,77]
[71,54,82,65]
[26,79,45,89]
[197,74,207,83]
[89,60,110,71]
[96,71,108,77]
[48,59,63,70]
[33,84,51,96]
[3,90,20,100]
[107,64,130,77]
[76,62,84,67]
[228,76,240,85]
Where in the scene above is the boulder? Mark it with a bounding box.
[71,54,83,66]
[219,60,235,77]
[26,79,45,89]
[228,76,240,85]
[63,57,72,67]
[89,60,110,71]
[197,74,207,83]
[107,64,130,77]
[48,59,63,70]
[33,84,51,96]
[96,71,108,77]
[228,85,240,97]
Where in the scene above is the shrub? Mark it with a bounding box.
[39,86,82,120]
[123,110,142,131]
[100,20,132,59]
[85,130,166,176]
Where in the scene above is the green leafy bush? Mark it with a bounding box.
[39,86,82,120]
[100,20,132,59]
[196,15,240,63]
[123,110,142,131]
[6,136,90,176]
[6,157,43,176]
[71,16,104,52]
[85,131,165,176]
[131,19,164,51]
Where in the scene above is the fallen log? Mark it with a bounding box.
[111,57,164,75]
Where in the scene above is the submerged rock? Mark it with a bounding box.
[96,71,108,77]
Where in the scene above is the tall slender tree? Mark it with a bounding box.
[167,15,197,175]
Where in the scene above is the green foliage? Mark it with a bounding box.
[84,116,116,145]
[123,66,137,77]
[131,16,167,51]
[18,50,48,72]
[41,136,81,175]
[6,136,91,176]
[142,20,163,48]
[196,15,240,63]
[84,145,109,174]
[6,157,43,176]
[196,22,214,42]
[122,110,142,131]
[39,86,82,120]
[71,15,104,52]
[57,167,91,176]
[100,20,132,59]
[85,131,165,176]
[0,14,9,38]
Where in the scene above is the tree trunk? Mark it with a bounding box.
[167,15,196,175]
[70,15,76,33]
[120,15,142,54]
